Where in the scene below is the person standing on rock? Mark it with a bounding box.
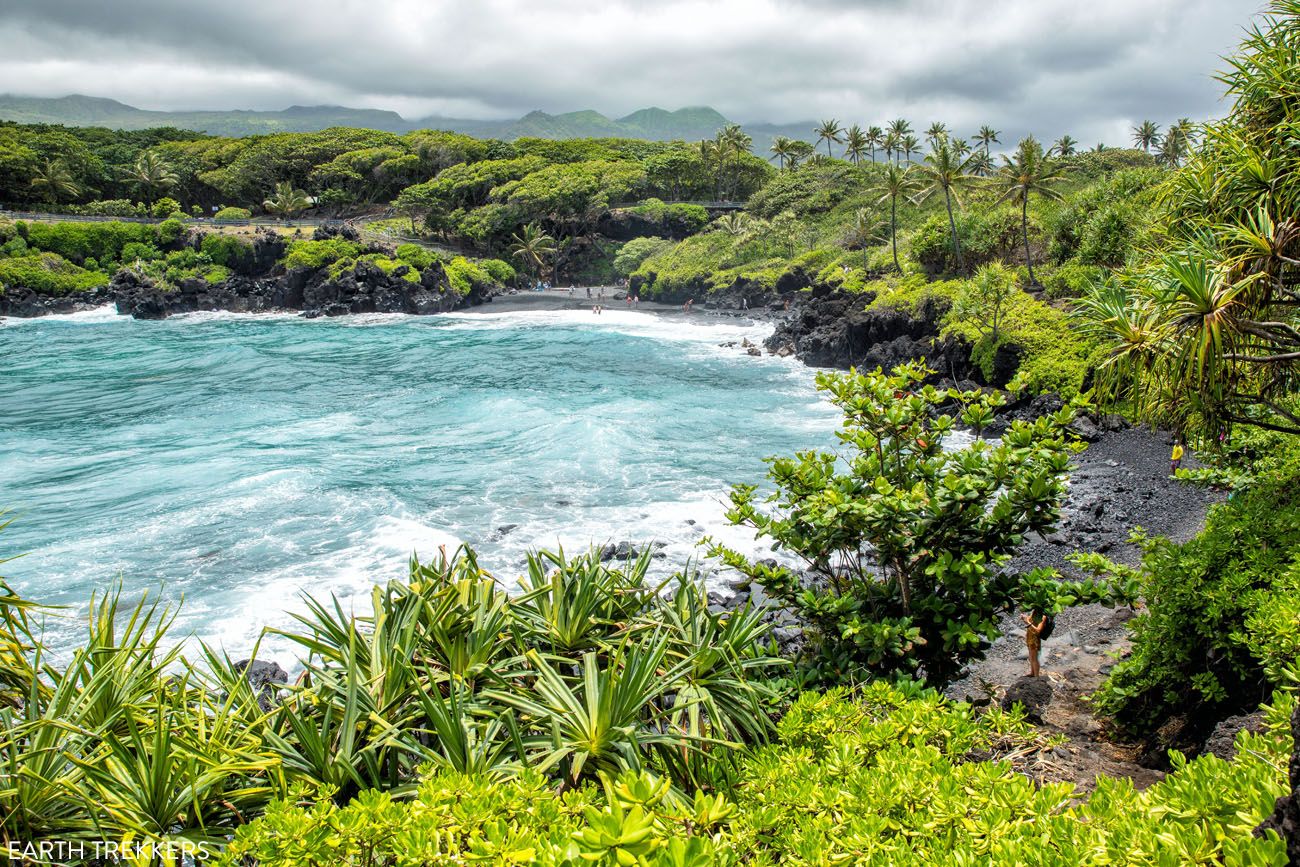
[1021,609,1051,677]
[1170,441,1185,475]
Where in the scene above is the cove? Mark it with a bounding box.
[0,306,840,654]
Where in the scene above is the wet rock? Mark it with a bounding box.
[598,541,667,562]
[235,659,289,711]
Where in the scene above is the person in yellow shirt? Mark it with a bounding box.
[1170,441,1185,474]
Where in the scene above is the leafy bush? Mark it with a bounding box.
[212,206,253,221]
[79,199,144,217]
[1092,475,1300,732]
[394,242,439,270]
[444,255,496,295]
[279,238,363,271]
[150,196,182,218]
[479,257,516,285]
[709,362,1131,684]
[0,252,109,294]
[1042,261,1104,299]
[222,685,1295,866]
[22,220,159,265]
[615,236,674,276]
[199,233,255,272]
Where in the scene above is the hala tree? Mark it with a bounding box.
[1080,0,1300,439]
[709,362,1127,684]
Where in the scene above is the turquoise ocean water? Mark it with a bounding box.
[1,306,840,655]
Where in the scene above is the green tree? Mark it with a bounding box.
[843,124,869,165]
[865,125,884,163]
[952,262,1018,344]
[976,125,1001,156]
[509,222,557,281]
[262,181,312,219]
[901,134,920,163]
[29,158,81,203]
[925,122,948,144]
[1050,135,1078,157]
[709,362,1106,684]
[873,162,921,273]
[1078,1,1300,438]
[814,119,843,158]
[768,135,797,171]
[129,151,179,205]
[914,137,977,272]
[1132,120,1161,152]
[887,118,913,162]
[988,135,1066,285]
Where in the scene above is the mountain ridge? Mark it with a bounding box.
[0,94,809,148]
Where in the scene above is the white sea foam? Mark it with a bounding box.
[0,304,124,326]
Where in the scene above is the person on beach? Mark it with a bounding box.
[586,287,591,299]
[741,297,748,310]
[1170,441,1185,474]
[1021,609,1052,677]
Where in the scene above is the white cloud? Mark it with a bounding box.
[0,0,1262,143]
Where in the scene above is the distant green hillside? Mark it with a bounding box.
[0,94,757,144]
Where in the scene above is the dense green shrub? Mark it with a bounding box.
[0,252,108,294]
[614,236,674,276]
[479,257,516,285]
[212,206,253,221]
[222,685,1295,866]
[79,199,144,217]
[150,196,183,218]
[912,207,1037,276]
[1042,261,1104,299]
[710,362,1131,684]
[279,238,363,271]
[394,242,440,270]
[22,220,159,265]
[747,161,866,219]
[1091,476,1300,732]
[199,233,255,271]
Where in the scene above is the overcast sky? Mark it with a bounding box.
[0,0,1265,145]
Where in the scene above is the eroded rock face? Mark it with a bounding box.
[764,288,990,382]
[1256,704,1300,864]
[0,285,115,317]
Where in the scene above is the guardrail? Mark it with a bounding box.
[0,209,346,229]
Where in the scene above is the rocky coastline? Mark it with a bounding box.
[0,225,500,321]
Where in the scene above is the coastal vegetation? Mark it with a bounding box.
[1,2,1300,864]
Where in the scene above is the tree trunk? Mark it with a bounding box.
[891,195,901,272]
[1021,195,1036,286]
[944,189,963,271]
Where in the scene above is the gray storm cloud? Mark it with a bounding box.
[0,0,1264,145]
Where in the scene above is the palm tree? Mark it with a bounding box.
[846,208,883,271]
[925,122,948,144]
[130,152,179,206]
[1050,135,1078,158]
[988,136,1067,285]
[888,119,912,161]
[914,137,977,271]
[509,222,557,282]
[901,134,920,164]
[719,123,752,198]
[1174,117,1199,145]
[883,131,900,164]
[1157,129,1188,167]
[873,163,921,273]
[768,136,797,170]
[865,126,884,163]
[1091,142,1108,153]
[696,138,722,199]
[262,181,312,219]
[29,159,81,203]
[976,126,1001,156]
[1132,120,1160,152]
[843,124,869,165]
[967,150,995,177]
[814,119,843,158]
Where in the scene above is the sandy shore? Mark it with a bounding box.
[470,287,772,324]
